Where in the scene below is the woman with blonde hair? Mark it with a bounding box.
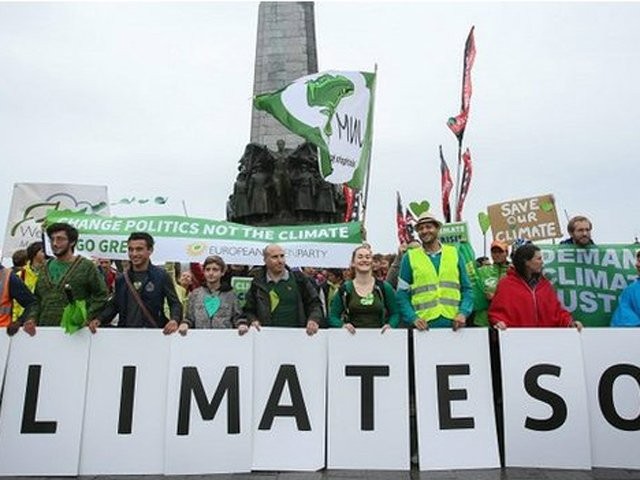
[329,245,399,333]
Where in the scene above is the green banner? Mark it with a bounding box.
[46,210,363,268]
[231,277,253,308]
[540,244,638,327]
[440,222,469,244]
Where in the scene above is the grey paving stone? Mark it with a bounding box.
[278,472,324,480]
[593,469,640,480]
[536,469,594,480]
[502,468,549,479]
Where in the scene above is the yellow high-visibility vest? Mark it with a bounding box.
[408,245,461,321]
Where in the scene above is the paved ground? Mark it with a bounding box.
[7,469,619,480]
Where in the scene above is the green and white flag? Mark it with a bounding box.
[254,70,376,189]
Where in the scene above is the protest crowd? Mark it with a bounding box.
[1,210,640,471]
[3,213,640,337]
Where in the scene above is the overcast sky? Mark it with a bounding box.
[1,1,639,259]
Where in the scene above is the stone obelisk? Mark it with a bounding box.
[250,2,318,150]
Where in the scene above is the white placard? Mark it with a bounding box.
[327,329,409,470]
[252,328,327,471]
[2,182,109,256]
[0,328,90,476]
[500,329,591,469]
[164,329,254,474]
[582,329,640,468]
[414,329,500,470]
[0,330,9,382]
[79,330,171,474]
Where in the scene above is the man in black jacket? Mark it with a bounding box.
[88,232,182,334]
[241,244,323,335]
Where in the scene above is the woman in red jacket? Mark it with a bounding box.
[488,243,582,330]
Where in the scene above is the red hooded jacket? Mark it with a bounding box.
[488,268,573,328]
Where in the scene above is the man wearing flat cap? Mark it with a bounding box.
[396,212,474,330]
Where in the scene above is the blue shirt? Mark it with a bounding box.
[611,278,640,327]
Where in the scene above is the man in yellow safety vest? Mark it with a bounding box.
[396,212,473,330]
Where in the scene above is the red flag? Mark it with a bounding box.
[446,110,468,139]
[350,190,361,222]
[396,192,411,244]
[405,208,415,239]
[439,145,454,223]
[447,26,476,141]
[461,26,476,113]
[455,148,473,221]
[343,185,355,222]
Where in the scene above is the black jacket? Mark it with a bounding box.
[242,267,324,328]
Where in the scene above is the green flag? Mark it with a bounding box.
[254,70,376,189]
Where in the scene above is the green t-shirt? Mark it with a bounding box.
[269,275,300,327]
[47,259,72,284]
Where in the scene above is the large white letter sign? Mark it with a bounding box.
[500,329,591,469]
[582,329,640,468]
[164,330,254,474]
[0,331,9,384]
[0,328,90,476]
[327,329,409,470]
[79,330,171,474]
[413,329,500,470]
[252,328,327,471]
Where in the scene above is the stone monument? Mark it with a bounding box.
[227,2,347,226]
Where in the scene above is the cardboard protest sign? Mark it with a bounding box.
[581,329,640,469]
[252,328,327,471]
[414,329,500,470]
[487,194,561,242]
[327,329,409,470]
[0,328,91,476]
[500,329,591,469]
[80,330,171,475]
[165,330,254,474]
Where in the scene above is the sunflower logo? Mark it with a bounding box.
[186,243,207,257]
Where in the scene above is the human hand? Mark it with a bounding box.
[452,314,466,331]
[6,322,20,336]
[238,324,249,336]
[570,320,583,331]
[23,319,37,336]
[306,319,319,336]
[178,323,189,336]
[343,322,356,334]
[414,318,428,331]
[163,319,179,335]
[87,319,101,334]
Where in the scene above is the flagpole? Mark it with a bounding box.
[360,63,378,232]
[453,139,463,220]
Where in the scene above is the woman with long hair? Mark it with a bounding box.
[329,245,399,333]
[489,243,582,330]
